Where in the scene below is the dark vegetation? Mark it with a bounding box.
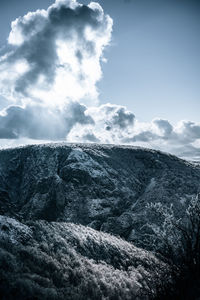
[145,194,200,299]
[0,216,174,300]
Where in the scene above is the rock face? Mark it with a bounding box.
[0,143,200,243]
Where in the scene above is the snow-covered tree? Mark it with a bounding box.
[145,193,200,274]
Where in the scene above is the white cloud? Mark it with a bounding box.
[67,107,200,160]
[0,0,112,107]
[0,99,199,160]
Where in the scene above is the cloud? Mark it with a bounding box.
[67,108,200,160]
[175,121,200,144]
[0,99,199,160]
[0,101,93,140]
[0,0,199,161]
[0,0,112,106]
[153,119,173,137]
[67,103,135,144]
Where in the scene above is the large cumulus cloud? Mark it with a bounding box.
[0,0,112,105]
[0,0,113,145]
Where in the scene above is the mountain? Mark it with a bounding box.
[0,143,200,299]
[0,143,199,243]
[0,215,173,300]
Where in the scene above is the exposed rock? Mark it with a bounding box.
[0,143,199,243]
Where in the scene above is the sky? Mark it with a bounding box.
[0,0,199,160]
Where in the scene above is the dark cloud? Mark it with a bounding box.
[153,119,173,137]
[111,107,135,129]
[96,104,135,130]
[0,101,93,140]
[11,4,98,94]
[177,121,200,143]
[82,132,100,142]
[123,131,158,143]
[66,101,94,129]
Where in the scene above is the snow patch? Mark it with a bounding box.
[0,215,32,244]
[67,148,109,178]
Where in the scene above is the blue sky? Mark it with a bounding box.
[98,0,200,123]
[0,0,199,123]
[0,0,199,159]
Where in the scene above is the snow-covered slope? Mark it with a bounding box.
[0,215,173,300]
[0,143,200,243]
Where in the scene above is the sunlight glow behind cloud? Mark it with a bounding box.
[0,0,112,107]
[0,0,199,160]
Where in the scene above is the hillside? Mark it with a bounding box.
[0,143,199,244]
[0,215,174,300]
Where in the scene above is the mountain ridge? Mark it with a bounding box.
[0,143,199,245]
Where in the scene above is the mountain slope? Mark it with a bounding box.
[0,143,200,243]
[0,215,173,300]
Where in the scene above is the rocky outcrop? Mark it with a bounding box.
[0,143,199,243]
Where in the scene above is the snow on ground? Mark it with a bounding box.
[0,215,32,244]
